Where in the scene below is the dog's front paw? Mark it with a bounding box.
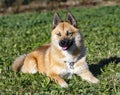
[89,77,99,84]
[59,81,68,88]
[78,69,99,84]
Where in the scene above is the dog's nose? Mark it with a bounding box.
[59,39,69,47]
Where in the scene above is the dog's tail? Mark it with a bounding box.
[12,54,26,72]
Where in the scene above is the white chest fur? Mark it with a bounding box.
[61,49,88,76]
[53,50,88,79]
[62,51,76,62]
[64,61,74,78]
[61,51,76,78]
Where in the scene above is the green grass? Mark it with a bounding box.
[0,5,120,95]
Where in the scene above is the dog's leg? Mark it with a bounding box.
[21,56,38,74]
[48,73,68,88]
[37,55,46,74]
[77,69,99,83]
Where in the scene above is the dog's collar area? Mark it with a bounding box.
[64,61,75,69]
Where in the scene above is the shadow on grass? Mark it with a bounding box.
[0,58,3,65]
[89,56,120,76]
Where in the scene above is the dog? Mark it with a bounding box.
[12,12,99,88]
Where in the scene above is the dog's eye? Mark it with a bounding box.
[57,32,61,36]
[66,31,73,36]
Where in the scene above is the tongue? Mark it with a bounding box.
[62,47,68,50]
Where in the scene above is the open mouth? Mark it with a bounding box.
[60,40,74,50]
[62,46,68,50]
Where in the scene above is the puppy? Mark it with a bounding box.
[12,12,99,88]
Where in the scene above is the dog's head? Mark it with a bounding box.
[51,12,83,51]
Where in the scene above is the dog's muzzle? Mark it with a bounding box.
[59,38,74,50]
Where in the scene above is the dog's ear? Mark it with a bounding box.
[52,13,61,29]
[66,12,77,27]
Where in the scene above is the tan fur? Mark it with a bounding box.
[12,13,99,87]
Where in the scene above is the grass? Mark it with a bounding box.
[0,5,120,95]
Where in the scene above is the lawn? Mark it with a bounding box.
[0,5,120,95]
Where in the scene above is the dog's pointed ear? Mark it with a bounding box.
[52,13,61,29]
[66,12,77,27]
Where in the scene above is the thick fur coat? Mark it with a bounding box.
[12,13,99,87]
